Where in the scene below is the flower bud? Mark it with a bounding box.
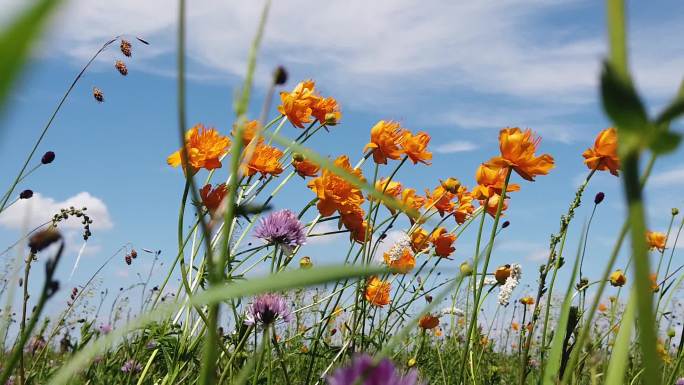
[20,190,33,199]
[115,60,128,76]
[273,66,288,85]
[130,249,138,259]
[502,220,510,229]
[459,261,473,276]
[93,87,104,103]
[407,358,417,367]
[292,152,305,162]
[594,192,605,204]
[299,256,313,269]
[673,208,680,216]
[324,112,338,126]
[125,254,132,265]
[41,151,55,164]
[440,178,461,194]
[120,39,132,57]
[668,328,676,338]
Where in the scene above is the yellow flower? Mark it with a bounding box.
[440,178,461,194]
[365,276,391,307]
[460,261,473,276]
[488,127,555,181]
[430,227,456,258]
[384,247,416,274]
[511,322,520,331]
[609,269,627,287]
[400,188,426,213]
[278,80,318,128]
[520,296,535,306]
[167,124,231,173]
[363,120,407,165]
[299,256,313,269]
[646,231,667,252]
[583,127,620,176]
[307,155,365,217]
[400,131,432,165]
[241,139,284,177]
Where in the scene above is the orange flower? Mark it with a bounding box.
[384,247,416,274]
[167,124,231,173]
[241,139,284,177]
[609,269,627,287]
[598,303,608,312]
[307,155,365,217]
[410,227,430,253]
[520,296,535,306]
[650,273,660,293]
[495,264,512,284]
[480,193,507,218]
[425,186,456,217]
[583,127,620,176]
[472,163,520,200]
[430,227,456,258]
[293,158,320,178]
[488,128,554,181]
[340,210,370,244]
[646,231,667,252]
[418,314,440,330]
[232,119,260,145]
[278,80,318,128]
[400,188,426,212]
[400,131,432,165]
[363,121,407,165]
[454,186,475,224]
[311,96,341,125]
[511,322,520,331]
[373,177,403,199]
[365,276,391,307]
[200,183,227,214]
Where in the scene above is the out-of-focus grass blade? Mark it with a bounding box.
[264,130,420,220]
[542,230,581,385]
[0,0,64,113]
[47,265,384,385]
[604,290,636,385]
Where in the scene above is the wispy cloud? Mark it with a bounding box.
[650,167,684,187]
[433,140,478,154]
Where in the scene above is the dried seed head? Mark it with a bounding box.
[120,39,132,57]
[125,254,132,265]
[28,228,62,253]
[20,189,33,199]
[130,249,137,259]
[115,60,128,76]
[273,66,287,85]
[41,151,56,164]
[93,87,104,103]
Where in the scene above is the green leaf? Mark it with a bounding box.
[655,77,684,125]
[0,0,64,113]
[649,130,682,155]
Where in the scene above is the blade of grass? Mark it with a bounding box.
[604,290,636,385]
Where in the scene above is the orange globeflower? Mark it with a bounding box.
[425,185,456,217]
[488,127,555,181]
[646,231,667,252]
[520,296,535,306]
[365,276,391,307]
[167,124,231,173]
[401,188,426,212]
[454,186,475,224]
[384,247,416,274]
[364,121,407,165]
[232,119,260,145]
[241,139,284,177]
[340,210,370,244]
[418,314,440,330]
[278,80,318,128]
[410,227,430,253]
[430,227,456,258]
[598,303,608,312]
[650,273,660,293]
[400,131,432,165]
[293,158,320,178]
[200,183,227,214]
[472,163,521,200]
[583,127,620,176]
[374,177,403,198]
[495,264,512,284]
[480,193,508,218]
[311,96,341,125]
[308,155,365,217]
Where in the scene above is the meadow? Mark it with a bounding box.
[1,1,684,384]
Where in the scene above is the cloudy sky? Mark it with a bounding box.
[0,0,683,317]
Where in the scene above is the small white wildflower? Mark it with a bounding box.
[497,263,522,306]
[441,307,465,317]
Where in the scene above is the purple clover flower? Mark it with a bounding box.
[328,354,423,385]
[254,209,306,252]
[121,359,142,374]
[676,378,684,385]
[244,293,292,327]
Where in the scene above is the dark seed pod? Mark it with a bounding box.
[273,66,287,85]
[120,39,132,57]
[93,87,104,103]
[125,254,132,265]
[41,151,56,164]
[130,249,138,259]
[502,220,510,229]
[115,60,128,76]
[594,192,605,205]
[19,190,33,199]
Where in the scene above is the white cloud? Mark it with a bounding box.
[306,221,345,245]
[433,140,478,154]
[0,191,113,231]
[650,167,684,188]
[497,240,549,262]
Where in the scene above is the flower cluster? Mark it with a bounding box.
[278,80,341,128]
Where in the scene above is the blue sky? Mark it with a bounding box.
[0,0,683,319]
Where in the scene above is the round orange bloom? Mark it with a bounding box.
[340,210,370,244]
[167,124,231,173]
[454,186,475,224]
[278,80,318,128]
[363,121,407,165]
[293,158,320,178]
[430,227,456,258]
[598,303,608,312]
[418,314,440,330]
[311,96,341,125]
[307,155,365,217]
[400,131,432,165]
[440,178,461,194]
[511,322,520,331]
[232,119,260,145]
[495,264,512,284]
[200,183,227,214]
[488,127,555,181]
[373,177,403,199]
[410,227,430,253]
[365,276,391,307]
[646,231,667,252]
[480,193,508,218]
[583,127,620,176]
[425,186,456,217]
[472,163,521,200]
[609,269,627,287]
[241,140,284,177]
[520,296,535,306]
[383,247,416,274]
[401,188,426,212]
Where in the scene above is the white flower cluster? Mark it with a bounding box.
[385,233,412,263]
[497,263,522,306]
[441,307,465,317]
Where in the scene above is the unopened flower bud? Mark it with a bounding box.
[440,178,461,194]
[130,249,137,259]
[273,66,287,85]
[20,190,33,199]
[299,256,313,269]
[502,220,510,229]
[125,254,132,265]
[673,208,680,216]
[459,261,473,276]
[594,192,605,205]
[41,151,55,164]
[324,112,338,126]
[668,328,676,338]
[292,153,305,162]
